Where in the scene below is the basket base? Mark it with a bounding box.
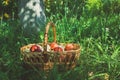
[22,61,77,71]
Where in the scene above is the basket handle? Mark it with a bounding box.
[44,22,56,52]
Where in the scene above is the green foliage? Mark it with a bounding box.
[0,0,120,80]
[0,0,18,19]
[86,0,102,10]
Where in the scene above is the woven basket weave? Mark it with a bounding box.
[20,22,81,70]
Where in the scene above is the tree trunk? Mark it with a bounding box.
[18,0,46,40]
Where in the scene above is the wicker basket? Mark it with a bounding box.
[20,22,81,71]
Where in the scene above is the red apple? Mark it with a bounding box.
[30,45,42,52]
[65,44,74,51]
[53,46,63,52]
[50,42,58,50]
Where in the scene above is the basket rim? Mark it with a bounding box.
[21,48,80,54]
[20,43,81,53]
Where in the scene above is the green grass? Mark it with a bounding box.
[0,13,120,80]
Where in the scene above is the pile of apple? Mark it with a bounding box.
[28,42,77,62]
[50,42,75,52]
[30,42,75,52]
